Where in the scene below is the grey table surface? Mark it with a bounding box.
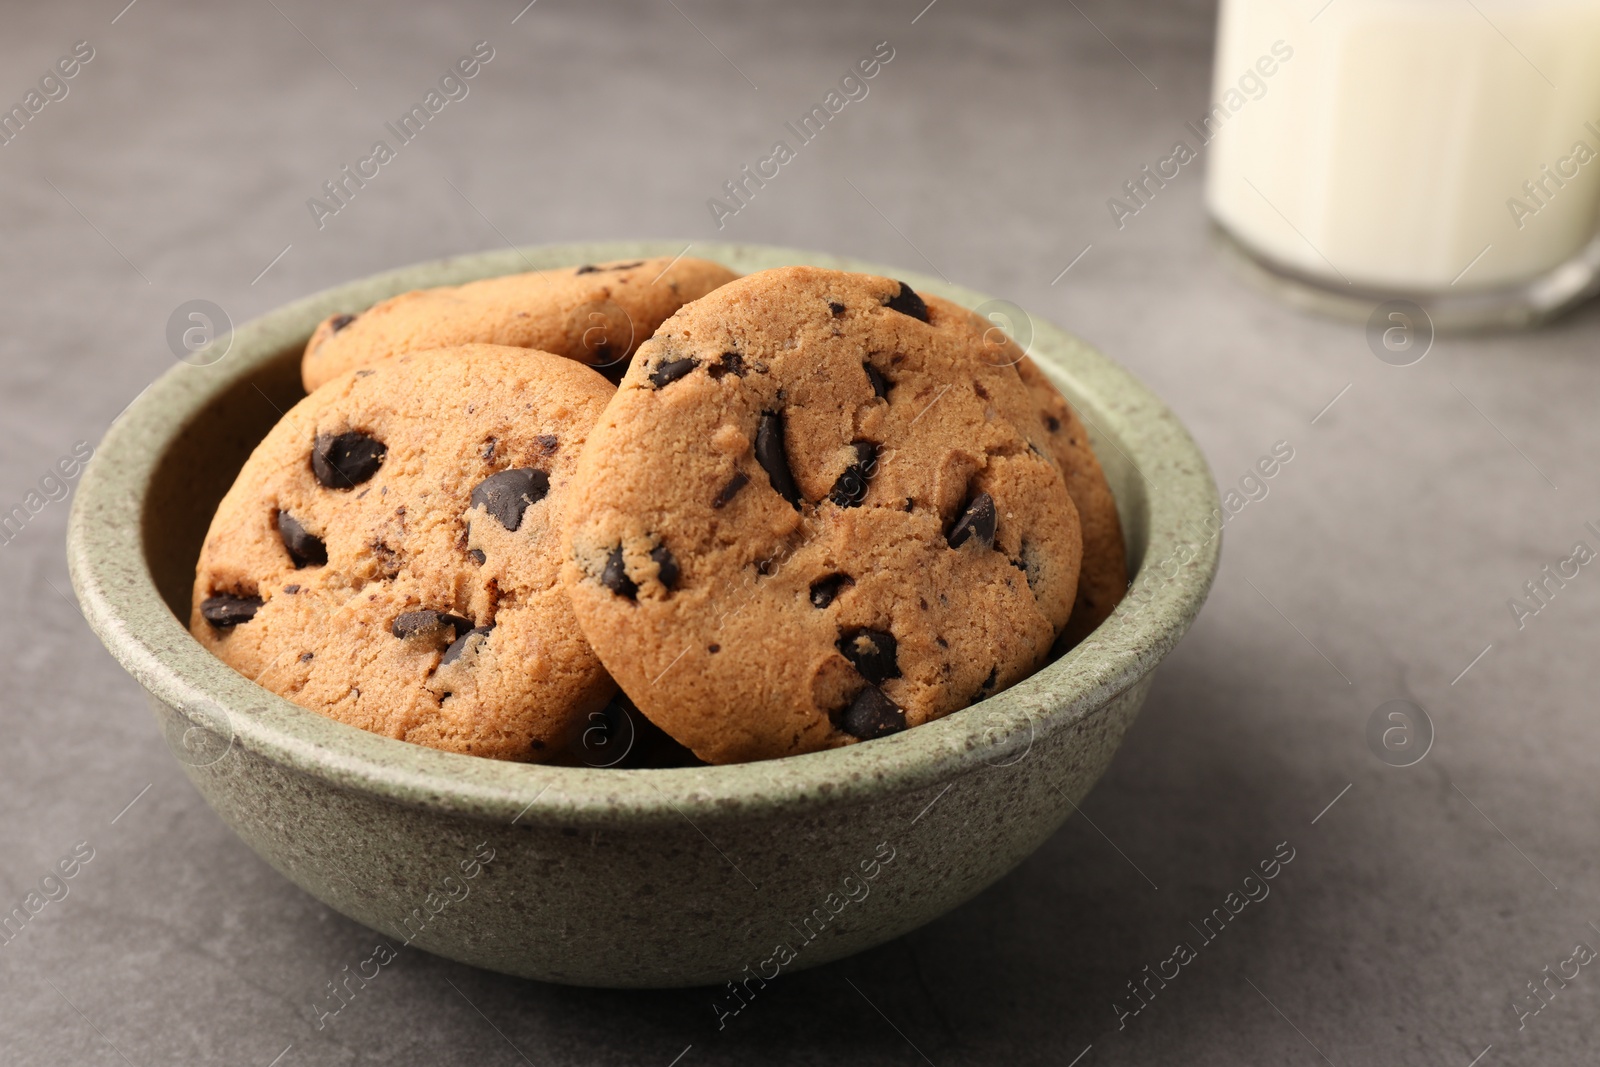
[3,0,1598,1064]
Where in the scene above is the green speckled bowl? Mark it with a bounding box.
[66,242,1219,988]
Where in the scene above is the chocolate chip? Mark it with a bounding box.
[708,644,720,653]
[299,651,313,662]
[601,546,637,598]
[829,441,877,508]
[577,261,642,274]
[829,301,846,316]
[1045,415,1061,433]
[864,363,890,399]
[481,437,497,462]
[712,471,749,509]
[835,686,906,740]
[574,264,598,274]
[467,548,486,565]
[391,609,474,640]
[276,510,327,568]
[330,313,356,332]
[283,584,300,594]
[838,628,899,684]
[972,665,1000,704]
[536,434,559,454]
[708,352,745,380]
[441,624,493,665]
[649,357,697,388]
[200,594,262,628]
[755,412,801,508]
[569,695,635,767]
[470,468,550,532]
[809,573,853,608]
[947,492,996,550]
[313,431,386,489]
[650,543,679,589]
[884,281,928,322]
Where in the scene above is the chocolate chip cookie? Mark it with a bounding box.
[1015,357,1128,646]
[561,267,1083,765]
[301,256,740,391]
[192,344,616,760]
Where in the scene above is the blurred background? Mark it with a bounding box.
[3,1,1598,1064]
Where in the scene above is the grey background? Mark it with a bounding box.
[3,0,1597,1064]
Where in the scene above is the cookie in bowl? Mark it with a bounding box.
[561,267,1084,765]
[192,344,615,760]
[300,256,738,390]
[1014,356,1128,646]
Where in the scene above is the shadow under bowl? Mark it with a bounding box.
[67,241,1220,988]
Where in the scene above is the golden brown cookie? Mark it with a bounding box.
[1015,357,1128,646]
[192,344,615,761]
[300,256,740,391]
[561,268,1083,765]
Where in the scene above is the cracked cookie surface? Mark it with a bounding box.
[192,344,615,760]
[561,267,1083,764]
[301,256,739,391]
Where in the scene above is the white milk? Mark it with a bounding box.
[1207,0,1600,293]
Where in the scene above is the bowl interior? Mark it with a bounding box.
[72,241,1219,826]
[144,341,305,625]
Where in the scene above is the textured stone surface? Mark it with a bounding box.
[4,1,1599,1065]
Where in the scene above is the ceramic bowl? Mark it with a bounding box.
[67,241,1220,988]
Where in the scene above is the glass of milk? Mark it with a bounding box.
[1206,0,1600,329]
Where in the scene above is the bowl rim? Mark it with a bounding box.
[67,240,1221,826]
